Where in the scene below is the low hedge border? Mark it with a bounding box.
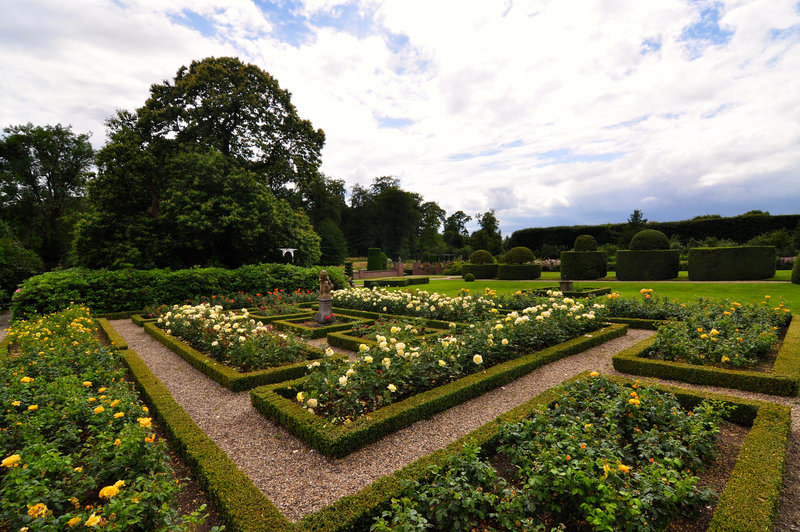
[461,264,498,279]
[143,322,325,392]
[250,323,628,458]
[612,315,800,396]
[94,310,143,320]
[271,314,371,339]
[296,372,789,531]
[247,311,313,324]
[96,318,129,350]
[363,277,430,288]
[605,316,667,330]
[496,264,542,280]
[324,307,461,330]
[327,326,449,352]
[527,287,612,298]
[116,344,290,531]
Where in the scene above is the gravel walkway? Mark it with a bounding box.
[0,310,10,342]
[109,320,800,528]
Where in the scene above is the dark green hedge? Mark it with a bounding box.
[11,263,344,320]
[496,264,541,280]
[143,322,325,391]
[559,251,607,280]
[461,264,498,279]
[363,277,430,288]
[615,250,679,280]
[327,324,448,352]
[688,246,776,281]
[250,324,627,458]
[792,256,800,284]
[612,315,800,396]
[367,248,387,270]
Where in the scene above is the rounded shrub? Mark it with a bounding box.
[629,229,669,250]
[574,234,598,251]
[469,249,495,264]
[464,273,475,282]
[792,257,800,284]
[504,246,535,264]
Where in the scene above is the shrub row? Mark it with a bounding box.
[495,263,542,280]
[95,322,292,531]
[141,322,325,391]
[326,323,449,352]
[689,246,776,280]
[271,314,371,339]
[461,264,497,279]
[249,324,627,458]
[11,264,346,320]
[612,315,800,395]
[363,277,430,288]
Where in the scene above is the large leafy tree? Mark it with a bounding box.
[75,57,323,268]
[443,210,471,250]
[0,123,93,266]
[469,210,503,255]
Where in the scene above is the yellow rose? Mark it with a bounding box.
[2,454,21,467]
[28,404,38,411]
[85,513,101,527]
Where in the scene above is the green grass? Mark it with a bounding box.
[386,275,800,313]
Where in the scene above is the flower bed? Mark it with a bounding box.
[152,303,312,372]
[613,314,800,395]
[272,313,370,339]
[250,321,626,457]
[327,316,449,352]
[0,306,209,530]
[373,375,728,530]
[332,287,498,322]
[297,373,789,532]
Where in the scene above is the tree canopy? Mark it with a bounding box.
[0,123,93,266]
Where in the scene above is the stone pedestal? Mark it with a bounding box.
[559,280,573,292]
[315,298,333,323]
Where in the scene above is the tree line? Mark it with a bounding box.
[0,57,503,298]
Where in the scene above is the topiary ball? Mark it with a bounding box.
[469,249,495,264]
[574,235,598,251]
[629,229,669,250]
[504,246,535,264]
[464,272,475,282]
[792,256,800,284]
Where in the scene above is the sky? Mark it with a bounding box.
[1,0,799,235]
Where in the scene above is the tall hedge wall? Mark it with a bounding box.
[508,213,800,250]
[461,264,498,279]
[615,250,679,281]
[11,264,345,320]
[688,246,776,281]
[560,251,607,280]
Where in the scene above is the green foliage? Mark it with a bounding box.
[469,210,502,255]
[629,229,670,250]
[560,250,607,280]
[0,307,207,530]
[503,246,534,264]
[461,264,497,279]
[468,249,494,264]
[689,246,777,281]
[0,235,43,307]
[496,264,541,280]
[442,260,465,275]
[442,211,471,250]
[574,234,598,251]
[463,272,475,282]
[793,255,800,284]
[616,250,679,280]
[0,123,94,267]
[317,218,348,266]
[11,263,345,319]
[367,248,388,270]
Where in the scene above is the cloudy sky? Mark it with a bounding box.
[2,0,799,235]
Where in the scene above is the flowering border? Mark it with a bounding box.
[326,322,450,352]
[295,373,789,532]
[250,323,628,458]
[612,315,800,395]
[142,321,326,392]
[271,314,372,339]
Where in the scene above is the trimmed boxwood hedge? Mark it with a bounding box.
[142,322,326,391]
[612,315,800,395]
[327,323,448,352]
[11,263,345,320]
[688,246,776,281]
[615,249,679,281]
[250,324,628,458]
[461,264,498,279]
[559,250,607,280]
[271,314,370,339]
[496,263,542,280]
[363,277,430,288]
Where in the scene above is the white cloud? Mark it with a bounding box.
[1,0,798,232]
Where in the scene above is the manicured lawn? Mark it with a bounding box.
[393,276,800,312]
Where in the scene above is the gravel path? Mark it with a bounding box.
[0,310,10,342]
[109,320,800,528]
